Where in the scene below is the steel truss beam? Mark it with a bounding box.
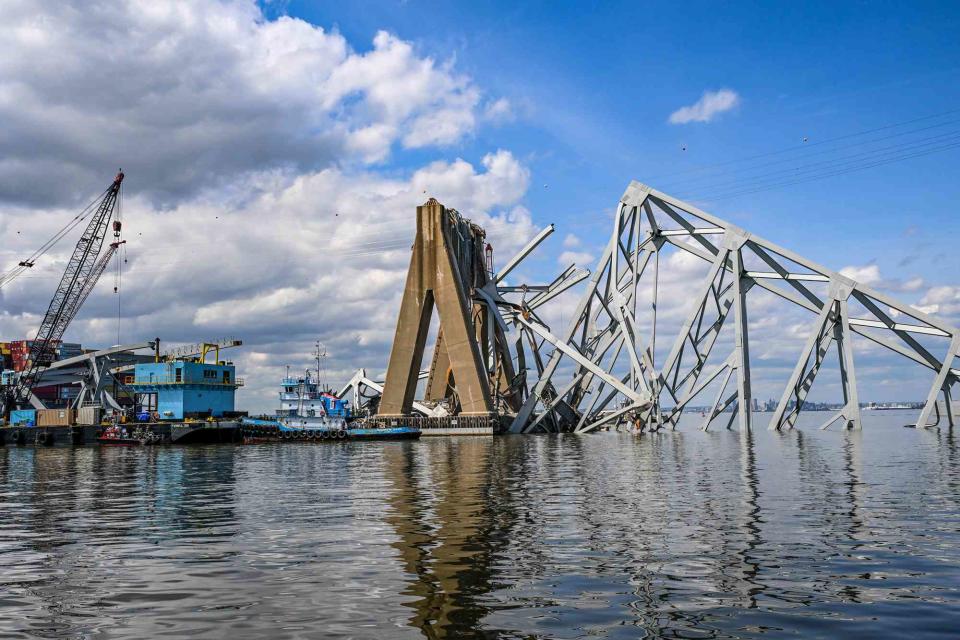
[510,180,960,434]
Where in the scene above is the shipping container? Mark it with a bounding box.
[9,409,36,426]
[33,386,58,401]
[58,343,83,360]
[76,406,102,426]
[37,408,74,427]
[60,386,80,399]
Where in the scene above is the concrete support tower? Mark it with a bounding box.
[379,198,513,418]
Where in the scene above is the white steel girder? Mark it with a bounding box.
[509,180,960,434]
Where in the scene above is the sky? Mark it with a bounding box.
[0,0,958,412]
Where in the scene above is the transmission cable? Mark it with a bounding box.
[648,107,960,186]
[697,137,960,201]
[676,128,960,197]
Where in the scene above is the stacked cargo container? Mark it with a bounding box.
[9,340,28,372]
[0,342,11,371]
[59,342,83,360]
[1,340,84,412]
[6,339,63,371]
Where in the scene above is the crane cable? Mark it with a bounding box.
[0,185,112,290]
[115,180,124,347]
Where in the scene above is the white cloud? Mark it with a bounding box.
[840,264,883,286]
[840,263,925,293]
[558,250,594,267]
[668,89,740,125]
[562,233,581,248]
[902,277,925,292]
[916,285,960,320]
[0,1,535,413]
[0,1,484,207]
[483,97,514,123]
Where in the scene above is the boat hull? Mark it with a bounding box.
[348,426,420,440]
[96,437,144,446]
[240,418,420,442]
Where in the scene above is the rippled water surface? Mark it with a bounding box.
[2,411,960,638]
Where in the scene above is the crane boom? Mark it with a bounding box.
[60,239,126,329]
[9,171,124,408]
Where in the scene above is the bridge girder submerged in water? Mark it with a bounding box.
[359,183,959,434]
[511,181,960,433]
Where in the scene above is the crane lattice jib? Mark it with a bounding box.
[13,172,123,404]
[60,239,125,329]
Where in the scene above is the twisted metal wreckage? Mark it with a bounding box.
[342,183,960,434]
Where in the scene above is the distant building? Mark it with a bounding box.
[129,360,242,420]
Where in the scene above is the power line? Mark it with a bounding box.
[677,129,960,197]
[699,138,960,201]
[666,110,960,191]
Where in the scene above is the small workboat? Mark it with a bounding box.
[97,425,144,446]
[238,370,421,442]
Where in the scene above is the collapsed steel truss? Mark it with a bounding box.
[350,184,958,434]
[509,181,960,433]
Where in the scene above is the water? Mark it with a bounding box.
[2,410,959,639]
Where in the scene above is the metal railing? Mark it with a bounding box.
[367,414,505,433]
[128,375,244,387]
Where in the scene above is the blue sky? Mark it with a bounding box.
[283,0,960,287]
[2,0,959,410]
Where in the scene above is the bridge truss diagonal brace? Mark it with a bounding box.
[652,229,753,432]
[769,277,861,431]
[505,178,960,436]
[509,190,653,433]
[915,333,960,429]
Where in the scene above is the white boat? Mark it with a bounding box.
[276,369,350,431]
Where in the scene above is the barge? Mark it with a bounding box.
[0,419,244,446]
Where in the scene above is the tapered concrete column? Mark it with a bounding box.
[379,199,494,416]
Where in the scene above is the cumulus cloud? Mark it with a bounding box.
[562,233,581,248]
[668,89,740,125]
[915,286,960,319]
[839,264,883,286]
[840,263,925,293]
[0,0,532,412]
[558,250,594,267]
[0,0,491,207]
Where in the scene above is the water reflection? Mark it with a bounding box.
[1,413,958,639]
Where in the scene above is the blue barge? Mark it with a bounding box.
[240,417,419,442]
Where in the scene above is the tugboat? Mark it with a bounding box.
[242,361,420,442]
[275,367,351,434]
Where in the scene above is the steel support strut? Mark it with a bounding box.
[507,180,960,436]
